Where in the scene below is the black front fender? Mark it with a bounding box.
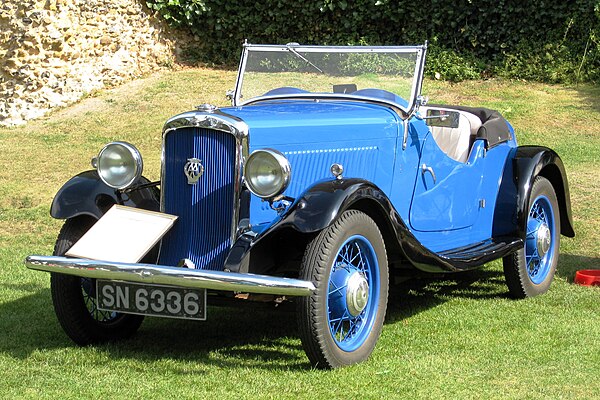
[493,146,575,239]
[225,178,393,273]
[268,178,387,234]
[50,170,160,220]
[225,178,517,275]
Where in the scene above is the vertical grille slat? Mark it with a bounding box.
[159,128,236,270]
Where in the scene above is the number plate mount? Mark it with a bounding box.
[96,280,206,320]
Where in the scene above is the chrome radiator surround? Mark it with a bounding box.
[160,111,250,269]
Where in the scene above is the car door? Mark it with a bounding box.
[409,131,486,232]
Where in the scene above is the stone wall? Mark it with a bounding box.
[0,0,190,126]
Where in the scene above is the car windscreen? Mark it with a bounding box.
[236,45,424,110]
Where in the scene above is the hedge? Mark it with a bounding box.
[147,0,600,83]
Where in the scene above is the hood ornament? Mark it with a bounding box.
[184,158,204,185]
[196,103,218,113]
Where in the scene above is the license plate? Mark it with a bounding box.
[96,280,206,320]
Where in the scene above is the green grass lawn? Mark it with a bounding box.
[1,70,599,399]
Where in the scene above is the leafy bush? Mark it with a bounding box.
[147,0,600,83]
[425,48,482,82]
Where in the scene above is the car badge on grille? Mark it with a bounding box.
[184,158,204,185]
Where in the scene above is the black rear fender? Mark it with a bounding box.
[493,146,575,239]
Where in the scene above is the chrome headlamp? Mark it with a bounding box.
[244,149,291,199]
[95,142,143,190]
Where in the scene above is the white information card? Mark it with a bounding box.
[66,205,178,263]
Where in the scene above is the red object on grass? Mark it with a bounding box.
[574,270,600,286]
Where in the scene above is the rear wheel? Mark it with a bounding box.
[297,210,389,368]
[503,177,560,298]
[51,217,144,345]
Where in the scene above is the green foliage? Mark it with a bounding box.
[497,43,579,83]
[425,48,482,82]
[147,0,600,82]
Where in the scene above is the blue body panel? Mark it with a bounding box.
[411,141,514,251]
[386,116,425,221]
[221,101,401,227]
[409,121,517,251]
[153,98,525,270]
[409,137,484,232]
[219,99,519,254]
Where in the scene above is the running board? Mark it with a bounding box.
[436,236,523,270]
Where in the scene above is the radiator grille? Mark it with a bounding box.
[159,127,236,270]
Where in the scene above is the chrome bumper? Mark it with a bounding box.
[25,255,316,297]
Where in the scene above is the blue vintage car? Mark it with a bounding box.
[26,43,574,368]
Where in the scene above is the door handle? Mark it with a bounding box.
[421,164,437,184]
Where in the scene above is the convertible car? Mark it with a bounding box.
[26,43,574,368]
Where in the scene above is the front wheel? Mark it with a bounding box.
[297,210,389,368]
[51,217,144,345]
[503,176,561,298]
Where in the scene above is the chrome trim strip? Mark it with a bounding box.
[161,110,250,244]
[233,45,249,106]
[243,43,427,53]
[26,255,316,297]
[402,117,409,150]
[407,42,427,117]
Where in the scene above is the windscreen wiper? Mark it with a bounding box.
[286,43,324,73]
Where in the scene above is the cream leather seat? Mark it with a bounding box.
[419,106,482,163]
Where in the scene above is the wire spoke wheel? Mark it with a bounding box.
[503,177,560,298]
[524,197,555,284]
[298,210,388,368]
[80,278,119,323]
[327,235,380,351]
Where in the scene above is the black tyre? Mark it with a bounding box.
[503,176,561,298]
[297,210,389,368]
[51,217,144,345]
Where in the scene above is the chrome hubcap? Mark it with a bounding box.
[346,271,369,317]
[536,223,551,258]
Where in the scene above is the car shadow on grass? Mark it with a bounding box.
[0,268,510,371]
[0,287,71,358]
[0,286,312,370]
[556,253,600,282]
[386,268,510,323]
